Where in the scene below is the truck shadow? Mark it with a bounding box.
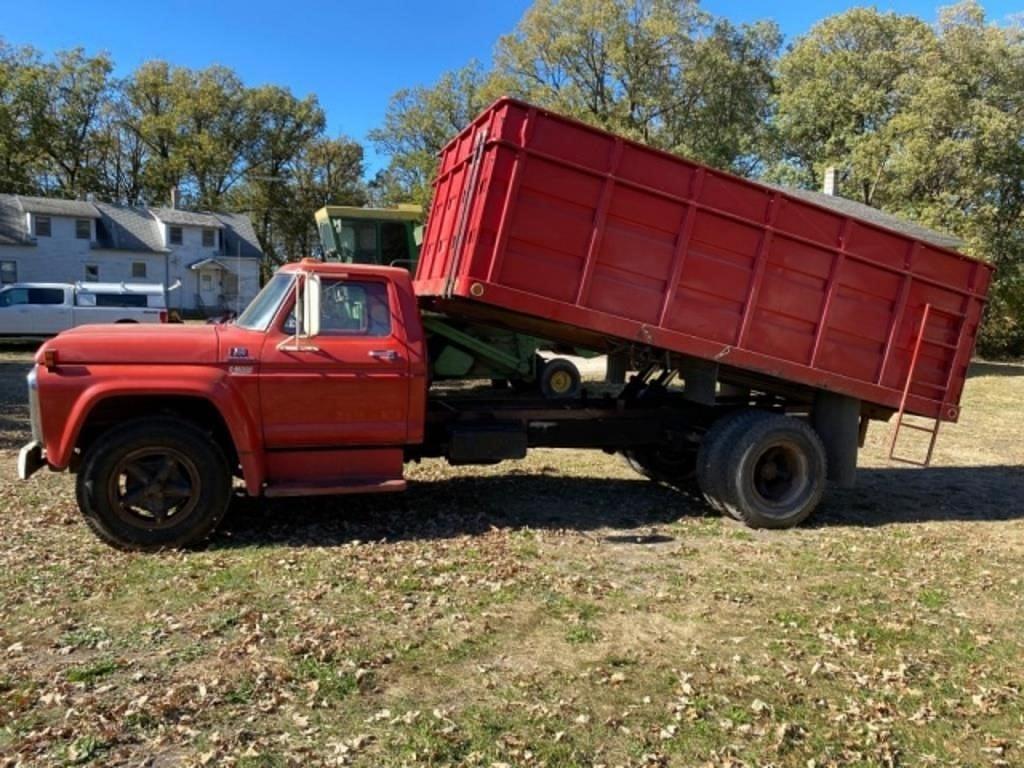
[213,464,1024,549]
[967,360,1024,378]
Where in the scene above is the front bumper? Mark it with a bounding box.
[19,366,45,480]
[18,441,44,480]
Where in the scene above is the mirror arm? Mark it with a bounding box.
[277,272,320,352]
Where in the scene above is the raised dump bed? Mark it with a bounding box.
[415,98,993,423]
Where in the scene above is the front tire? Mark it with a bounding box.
[76,418,232,551]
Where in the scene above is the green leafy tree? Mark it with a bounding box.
[0,40,47,194]
[34,48,114,196]
[493,0,779,173]
[178,66,251,209]
[774,2,1024,356]
[121,60,188,203]
[230,85,327,267]
[90,96,148,203]
[369,61,495,207]
[279,136,367,260]
[371,1,779,207]
[772,8,935,205]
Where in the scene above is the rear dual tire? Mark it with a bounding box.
[697,411,827,529]
[621,446,698,490]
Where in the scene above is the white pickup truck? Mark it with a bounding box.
[0,282,170,338]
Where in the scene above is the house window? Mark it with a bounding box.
[75,219,91,239]
[202,228,215,248]
[34,215,51,237]
[84,264,99,282]
[169,226,183,245]
[131,262,147,279]
[0,260,16,284]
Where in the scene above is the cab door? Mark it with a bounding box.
[257,276,411,449]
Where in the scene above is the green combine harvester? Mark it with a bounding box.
[314,205,584,397]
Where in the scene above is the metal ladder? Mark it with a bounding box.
[887,303,958,467]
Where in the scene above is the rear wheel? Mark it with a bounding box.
[76,418,232,551]
[539,357,581,399]
[697,410,771,517]
[621,446,697,490]
[718,415,827,529]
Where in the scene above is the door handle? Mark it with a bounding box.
[369,349,398,361]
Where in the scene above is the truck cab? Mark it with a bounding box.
[20,261,428,550]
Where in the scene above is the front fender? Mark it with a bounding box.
[38,364,265,494]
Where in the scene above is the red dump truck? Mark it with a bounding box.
[19,99,991,550]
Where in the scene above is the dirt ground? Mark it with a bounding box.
[0,345,1022,767]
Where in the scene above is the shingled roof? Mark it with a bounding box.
[0,193,261,258]
[767,184,964,251]
[0,195,32,246]
[151,207,224,229]
[94,204,167,253]
[214,211,263,259]
[15,195,101,219]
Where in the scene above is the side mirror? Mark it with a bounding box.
[279,272,321,352]
[303,272,321,338]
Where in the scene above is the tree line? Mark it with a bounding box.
[0,45,366,268]
[1,1,1021,355]
[370,0,1024,358]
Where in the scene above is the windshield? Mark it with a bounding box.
[235,273,293,331]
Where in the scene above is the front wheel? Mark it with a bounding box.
[76,418,232,551]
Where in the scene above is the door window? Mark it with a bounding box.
[1,288,65,306]
[27,288,65,304]
[320,280,391,336]
[0,288,28,307]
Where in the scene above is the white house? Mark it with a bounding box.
[0,194,262,314]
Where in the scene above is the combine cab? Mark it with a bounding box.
[314,205,584,396]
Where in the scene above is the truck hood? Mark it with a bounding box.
[37,323,223,365]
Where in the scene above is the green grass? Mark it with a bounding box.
[1,351,1023,765]
[65,658,121,685]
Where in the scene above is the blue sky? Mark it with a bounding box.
[1,1,1019,174]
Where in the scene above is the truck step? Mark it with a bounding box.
[264,478,407,498]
